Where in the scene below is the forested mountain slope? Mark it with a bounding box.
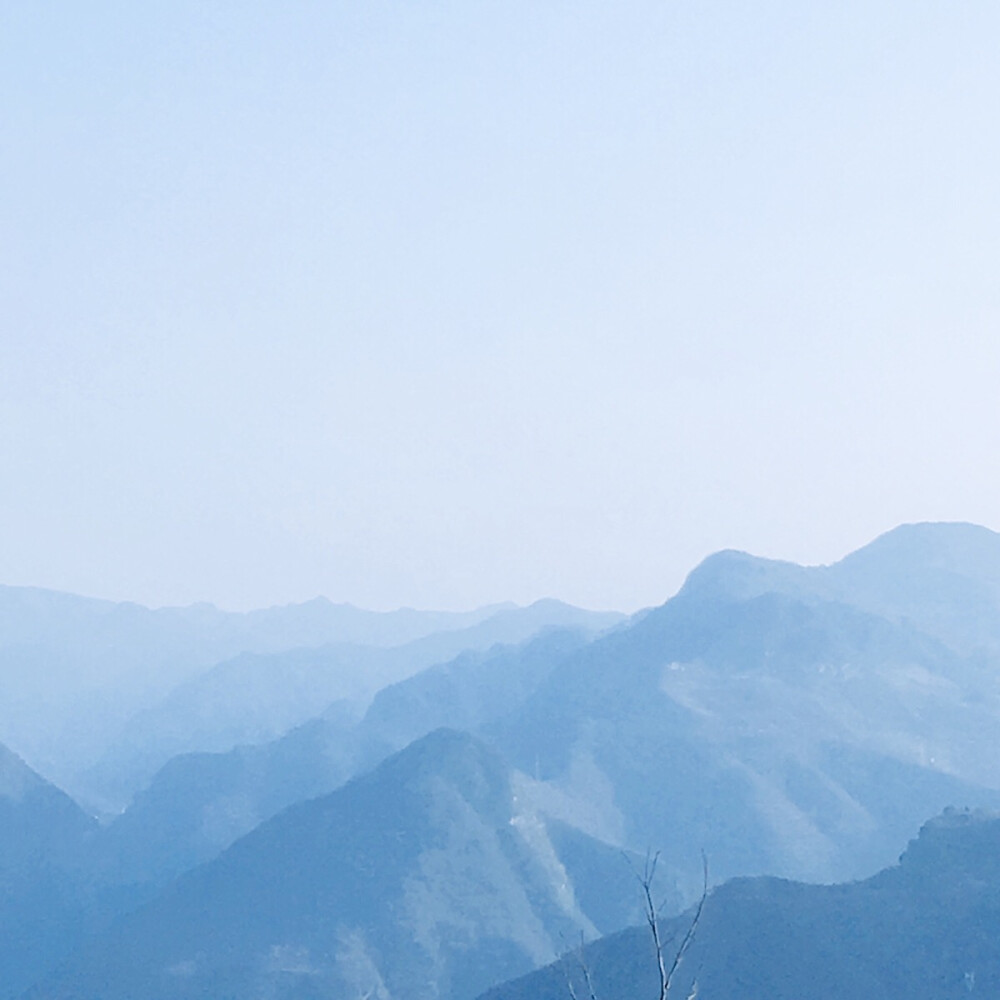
[29,730,647,1000]
[89,628,593,887]
[484,523,1000,890]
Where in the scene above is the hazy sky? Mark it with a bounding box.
[3,1,999,613]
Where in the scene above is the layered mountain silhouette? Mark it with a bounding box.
[93,628,591,888]
[0,588,619,810]
[93,523,1000,900]
[682,521,1000,654]
[0,587,505,792]
[29,730,647,1000]
[482,808,1000,1000]
[8,522,1000,999]
[484,523,1000,889]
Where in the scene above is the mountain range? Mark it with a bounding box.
[28,730,649,1000]
[0,590,620,810]
[5,521,1000,999]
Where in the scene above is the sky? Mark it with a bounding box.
[2,1,999,613]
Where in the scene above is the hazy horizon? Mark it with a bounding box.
[2,518,991,616]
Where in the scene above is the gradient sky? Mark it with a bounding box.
[2,1,999,612]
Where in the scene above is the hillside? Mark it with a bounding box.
[30,730,648,1000]
[482,808,1000,1000]
[0,743,99,1000]
[92,628,590,887]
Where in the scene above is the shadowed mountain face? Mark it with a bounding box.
[481,809,1000,1000]
[0,744,99,1000]
[29,730,648,1000]
[0,743,96,872]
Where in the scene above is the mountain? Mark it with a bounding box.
[682,521,1000,654]
[78,602,622,811]
[0,585,517,792]
[11,522,1000,998]
[89,629,593,889]
[481,808,1000,1000]
[0,743,98,1000]
[482,523,1000,892]
[827,522,1000,653]
[0,742,95,872]
[91,523,1000,897]
[29,730,649,1000]
[87,702,361,888]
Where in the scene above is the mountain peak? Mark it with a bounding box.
[834,521,1000,583]
[676,548,812,603]
[894,807,1000,885]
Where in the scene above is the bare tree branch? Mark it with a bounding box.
[558,931,598,1000]
[565,850,709,1000]
[623,849,710,1000]
[663,852,708,996]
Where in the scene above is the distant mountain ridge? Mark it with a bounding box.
[0,586,502,784]
[0,587,622,806]
[76,601,623,810]
[681,521,1000,652]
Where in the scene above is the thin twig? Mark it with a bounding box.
[623,848,710,1000]
[663,853,708,995]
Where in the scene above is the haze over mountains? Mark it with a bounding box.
[4,522,1000,999]
[0,591,620,809]
[95,628,593,888]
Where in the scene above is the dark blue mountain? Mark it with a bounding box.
[481,808,1000,1000]
[28,730,648,1000]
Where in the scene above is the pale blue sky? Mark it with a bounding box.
[2,2,999,611]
